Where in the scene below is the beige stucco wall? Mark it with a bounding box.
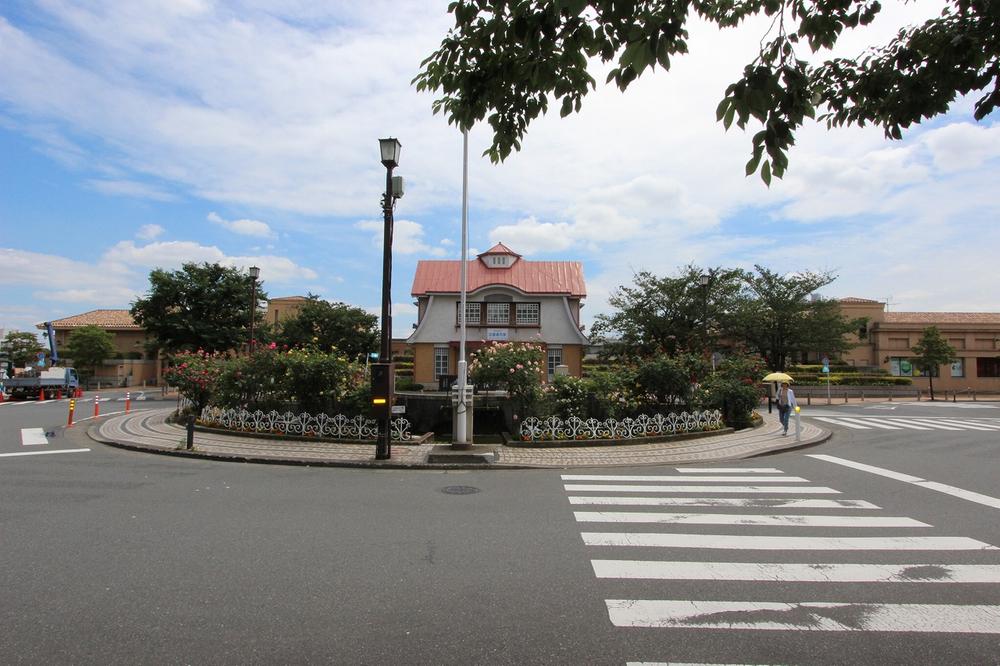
[412,343,436,385]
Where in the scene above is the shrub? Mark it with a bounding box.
[541,374,591,418]
[634,353,706,411]
[163,350,227,414]
[470,341,544,416]
[694,353,764,429]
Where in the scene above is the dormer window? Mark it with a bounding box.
[490,255,509,267]
[478,242,521,269]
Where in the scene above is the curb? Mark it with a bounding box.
[87,411,832,471]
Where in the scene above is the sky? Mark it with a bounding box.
[1,0,998,342]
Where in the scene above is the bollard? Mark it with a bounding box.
[952,391,956,403]
[973,390,977,402]
[807,394,811,406]
[186,415,196,450]
[125,391,131,414]
[94,394,100,418]
[844,392,848,404]
[860,391,865,402]
[56,389,62,400]
[888,391,893,402]
[67,399,76,427]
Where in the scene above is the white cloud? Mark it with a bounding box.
[355,218,447,256]
[136,224,165,240]
[207,211,274,238]
[86,178,176,201]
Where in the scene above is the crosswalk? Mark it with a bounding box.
[560,466,1000,661]
[812,415,1000,431]
[0,393,147,407]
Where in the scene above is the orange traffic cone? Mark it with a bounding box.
[38,388,45,401]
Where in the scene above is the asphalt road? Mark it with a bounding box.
[1,398,999,664]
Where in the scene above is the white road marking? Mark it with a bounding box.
[908,418,998,431]
[605,599,1000,633]
[0,448,91,458]
[809,454,1000,510]
[561,475,806,483]
[20,428,48,446]
[581,532,996,550]
[674,468,783,473]
[814,416,869,430]
[567,497,880,509]
[591,560,1000,583]
[565,484,839,494]
[889,418,964,431]
[573,512,928,527]
[832,417,904,430]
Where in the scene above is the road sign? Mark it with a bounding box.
[391,405,405,414]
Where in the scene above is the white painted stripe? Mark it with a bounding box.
[567,497,880,509]
[914,481,1000,510]
[834,417,904,430]
[581,532,996,550]
[675,468,783,474]
[889,418,963,431]
[605,599,1000,633]
[910,418,998,431]
[626,663,772,666]
[560,475,807,482]
[591,560,1000,583]
[806,454,924,483]
[0,448,91,458]
[573,512,928,527]
[873,418,932,430]
[814,416,869,430]
[20,427,48,446]
[565,484,840,494]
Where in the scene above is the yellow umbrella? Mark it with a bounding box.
[763,372,793,383]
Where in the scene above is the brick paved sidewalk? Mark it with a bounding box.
[91,407,829,469]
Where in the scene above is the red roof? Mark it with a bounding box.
[480,242,520,257]
[412,259,586,297]
[883,312,1000,324]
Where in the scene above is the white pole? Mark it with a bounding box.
[455,129,470,446]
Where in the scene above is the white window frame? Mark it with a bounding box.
[515,302,540,326]
[459,302,481,325]
[547,347,563,378]
[486,302,510,326]
[434,347,449,379]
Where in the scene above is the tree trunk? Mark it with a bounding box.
[928,373,935,401]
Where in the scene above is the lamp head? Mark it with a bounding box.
[379,137,402,168]
[249,266,260,279]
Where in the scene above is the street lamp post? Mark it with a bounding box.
[699,272,710,347]
[374,138,402,460]
[248,265,260,355]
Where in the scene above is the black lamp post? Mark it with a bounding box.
[699,272,710,347]
[374,138,401,460]
[248,265,260,355]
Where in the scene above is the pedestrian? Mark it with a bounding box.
[777,381,797,436]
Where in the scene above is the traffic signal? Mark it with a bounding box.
[370,362,395,419]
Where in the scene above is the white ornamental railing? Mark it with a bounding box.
[518,410,723,442]
[199,406,413,441]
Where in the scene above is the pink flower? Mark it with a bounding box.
[269,342,277,350]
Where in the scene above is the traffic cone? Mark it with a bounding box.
[125,391,131,414]
[39,388,45,401]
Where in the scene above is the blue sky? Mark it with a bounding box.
[2,0,998,341]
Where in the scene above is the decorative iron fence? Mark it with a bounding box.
[198,406,413,441]
[518,410,723,442]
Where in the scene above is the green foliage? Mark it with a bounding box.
[414,1,999,183]
[591,266,744,360]
[728,266,857,371]
[911,326,958,399]
[131,262,266,355]
[275,295,378,362]
[541,374,593,419]
[214,344,362,414]
[693,354,765,429]
[2,331,44,368]
[64,326,115,378]
[163,350,227,414]
[634,353,707,409]
[469,341,545,415]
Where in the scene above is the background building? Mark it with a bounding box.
[407,243,589,388]
[839,297,1000,392]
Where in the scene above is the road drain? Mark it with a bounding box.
[440,485,481,495]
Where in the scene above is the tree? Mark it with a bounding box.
[414,1,1000,184]
[64,326,115,381]
[911,326,957,401]
[131,263,266,355]
[2,331,44,368]
[728,266,857,371]
[274,295,379,362]
[591,266,744,359]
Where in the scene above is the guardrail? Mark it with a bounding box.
[790,386,986,403]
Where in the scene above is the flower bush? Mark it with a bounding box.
[469,341,544,416]
[163,349,227,414]
[693,353,764,429]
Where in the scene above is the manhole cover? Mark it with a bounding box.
[440,485,481,495]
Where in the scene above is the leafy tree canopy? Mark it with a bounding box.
[274,295,379,362]
[131,262,266,355]
[910,325,957,399]
[728,265,857,370]
[591,265,746,359]
[415,0,1000,183]
[64,325,116,378]
[2,331,44,368]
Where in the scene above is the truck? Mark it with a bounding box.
[1,321,79,399]
[3,367,80,400]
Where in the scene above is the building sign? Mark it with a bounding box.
[486,328,509,341]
